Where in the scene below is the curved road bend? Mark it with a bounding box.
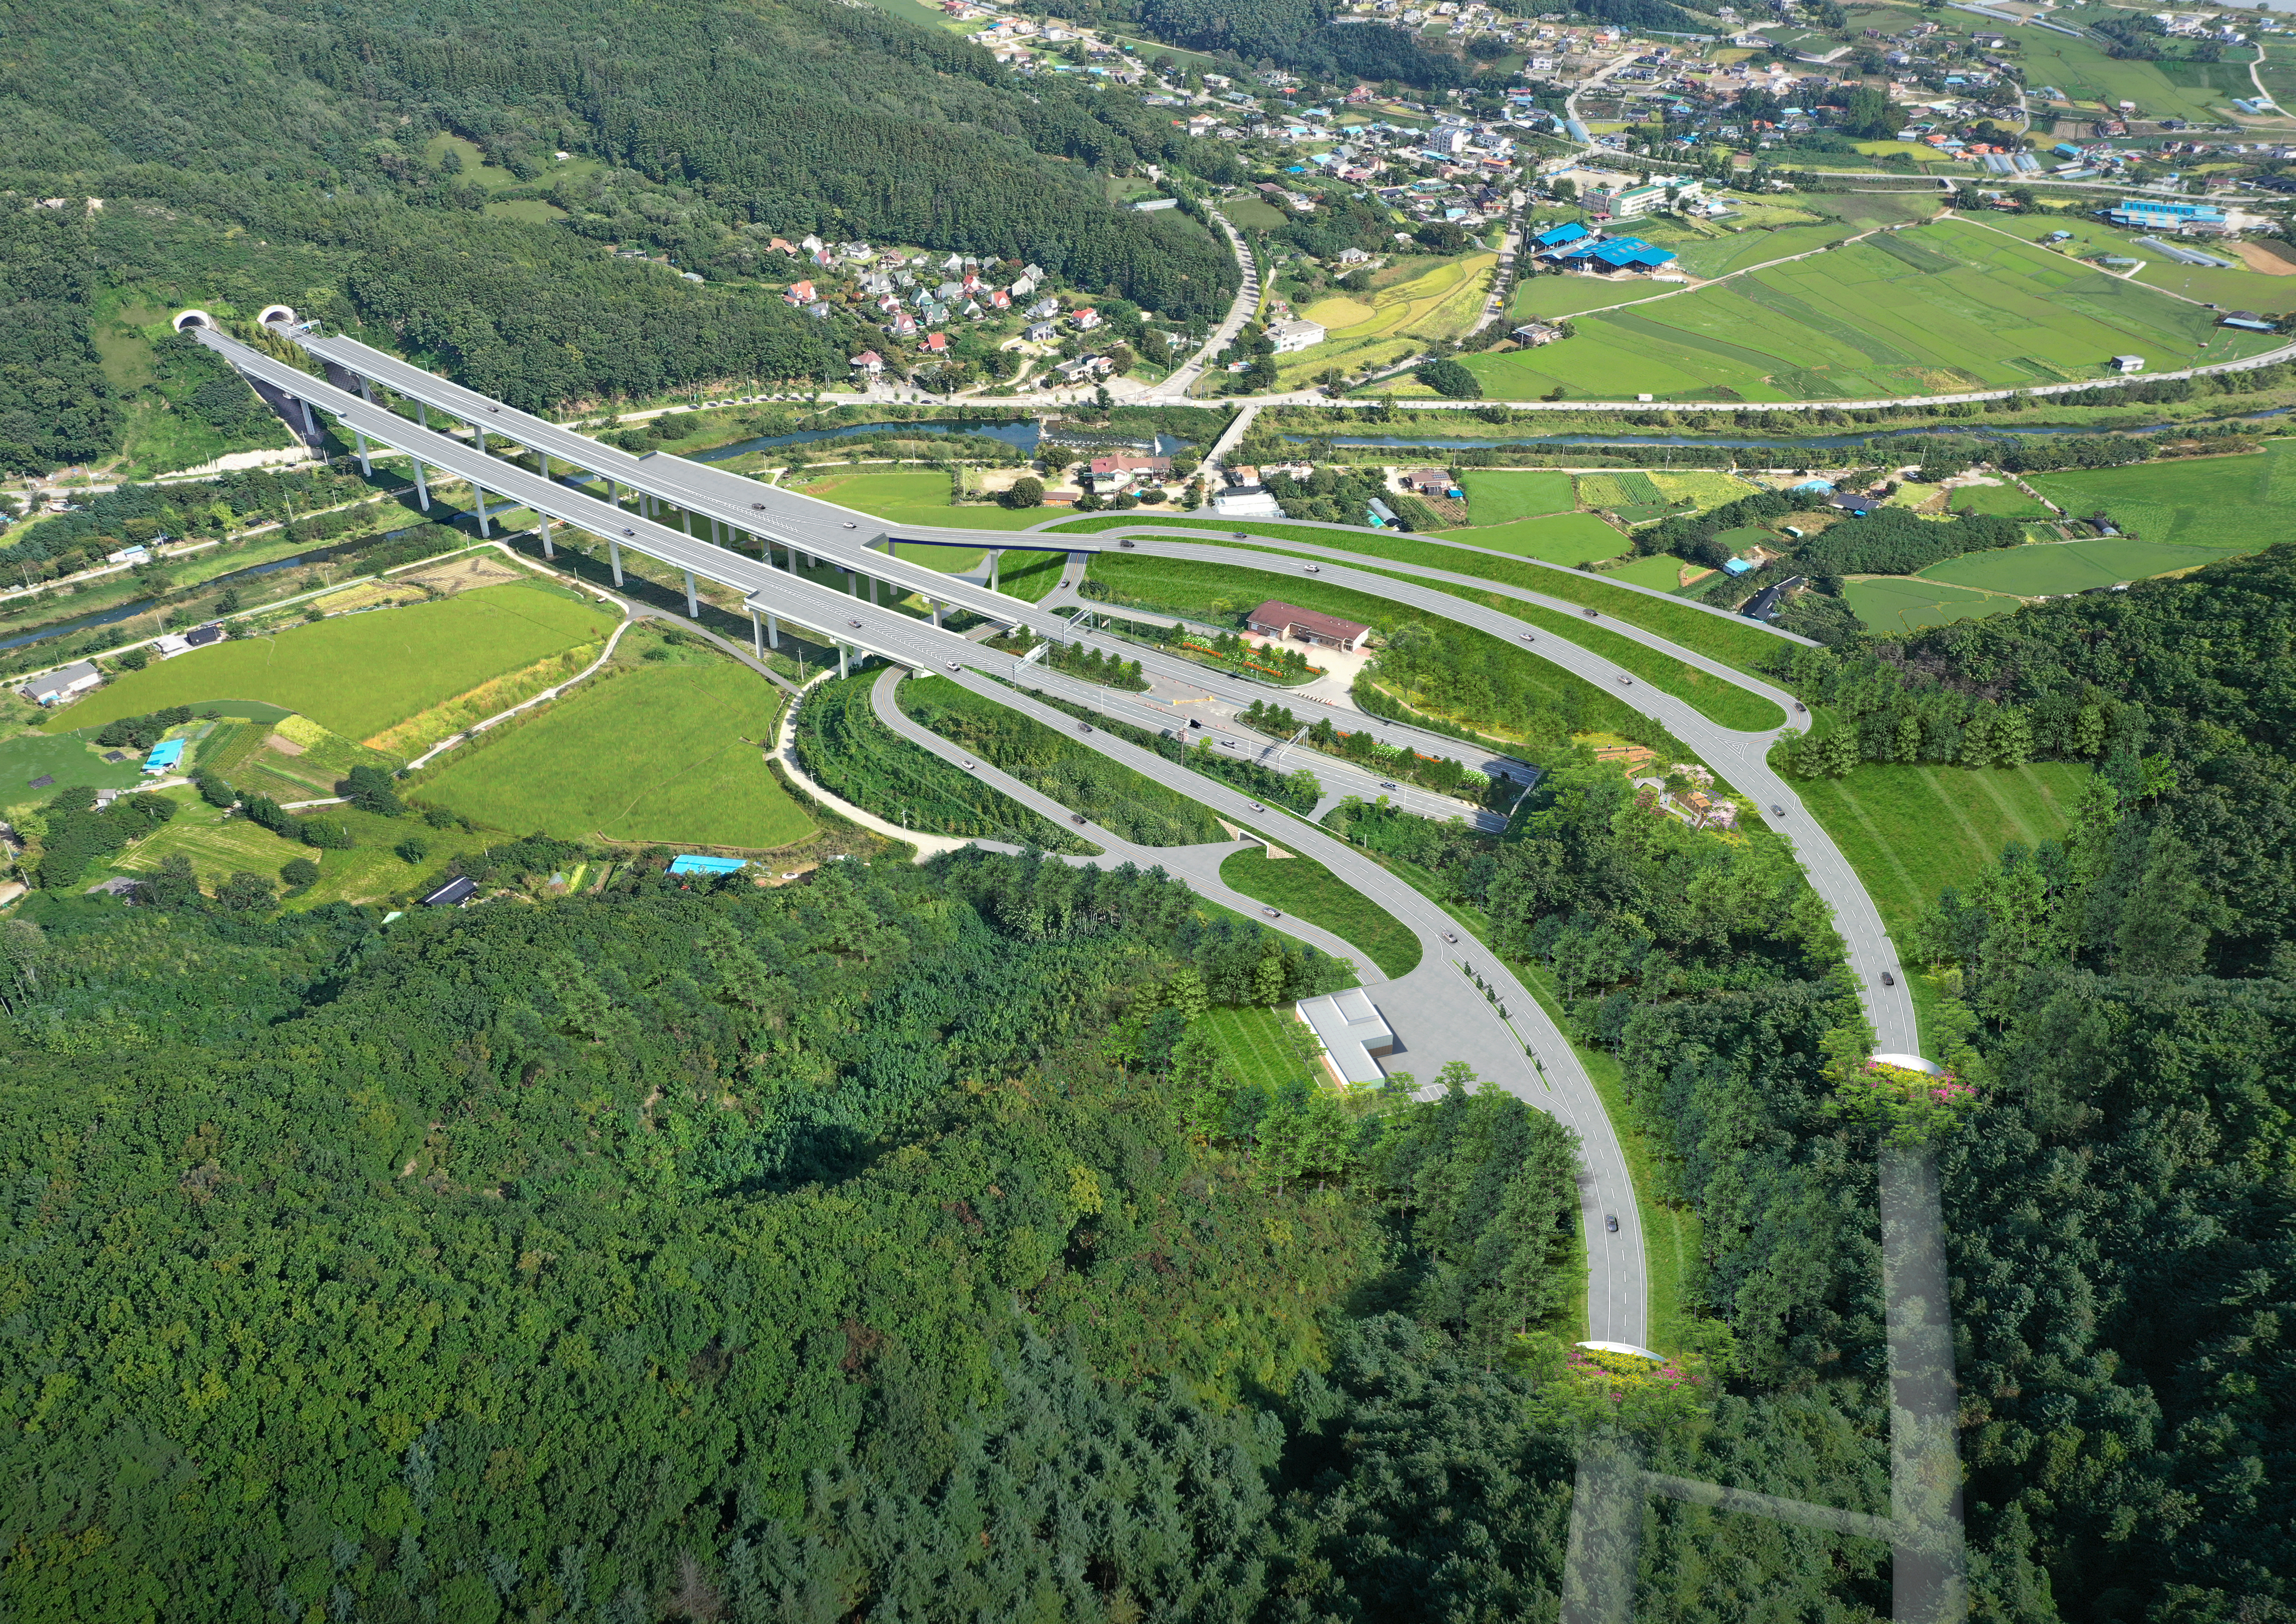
[1035,533,1919,1056]
[872,661,1652,1349]
[224,325,1907,1329]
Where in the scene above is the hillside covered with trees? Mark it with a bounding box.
[0,0,1241,465]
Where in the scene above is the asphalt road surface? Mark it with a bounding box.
[205,321,1926,1344]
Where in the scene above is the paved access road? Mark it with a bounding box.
[870,662,1654,1348]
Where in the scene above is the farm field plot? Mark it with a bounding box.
[1968,211,2296,310]
[1648,470,1757,510]
[1431,511,1626,564]
[2027,446,2296,552]
[1920,535,2237,596]
[418,662,814,849]
[1795,759,2092,945]
[1507,276,1675,321]
[2017,32,2238,124]
[106,791,490,912]
[42,582,608,746]
[1668,221,1863,279]
[1462,219,2267,403]
[1949,481,2055,519]
[0,731,148,813]
[1844,575,2024,634]
[1283,252,1496,386]
[1459,469,1576,525]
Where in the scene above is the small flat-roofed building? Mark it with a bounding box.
[142,738,187,774]
[2111,354,2146,374]
[1246,599,1372,652]
[667,854,749,877]
[421,876,478,908]
[1296,987,1397,1084]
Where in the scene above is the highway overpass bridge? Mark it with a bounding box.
[188,313,1920,1348]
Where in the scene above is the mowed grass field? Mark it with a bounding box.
[1462,218,2268,403]
[2027,445,2296,552]
[417,661,814,849]
[45,582,608,747]
[1200,1004,1324,1092]
[1844,575,2024,634]
[1285,251,1496,386]
[1796,759,2093,946]
[1460,469,1576,525]
[1920,536,2237,596]
[1949,481,2055,519]
[0,731,148,813]
[1218,847,1422,978]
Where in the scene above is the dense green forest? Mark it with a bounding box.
[0,0,1241,464]
[1764,542,2296,1616]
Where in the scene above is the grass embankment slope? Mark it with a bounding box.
[1217,846,1422,979]
[417,658,814,849]
[1798,759,2091,945]
[107,789,492,911]
[44,582,607,747]
[1465,217,2272,403]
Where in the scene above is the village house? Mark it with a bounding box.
[1246,601,1371,653]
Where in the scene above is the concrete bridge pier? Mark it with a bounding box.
[411,456,430,511]
[539,516,556,560]
[475,426,488,457]
[298,397,319,441]
[750,606,764,659]
[474,490,492,539]
[417,402,429,429]
[989,550,1000,591]
[838,643,850,680]
[352,428,371,478]
[931,601,944,629]
[683,568,700,618]
[767,611,779,649]
[608,537,624,587]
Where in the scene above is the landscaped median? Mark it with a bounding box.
[1215,845,1422,979]
[1073,545,1785,738]
[1042,512,1798,690]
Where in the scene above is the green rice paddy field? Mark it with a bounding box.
[416,661,814,849]
[1465,219,2272,403]
[42,583,609,746]
[2016,31,2245,125]
[2026,447,2296,553]
[1459,470,1576,525]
